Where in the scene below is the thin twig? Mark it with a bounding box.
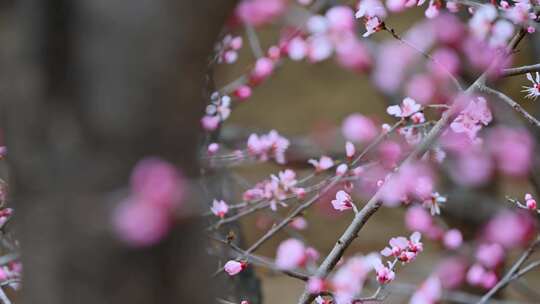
[478,85,540,129]
[245,25,264,59]
[297,29,526,304]
[501,63,540,77]
[477,236,540,304]
[244,121,404,254]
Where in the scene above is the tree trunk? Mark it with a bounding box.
[0,0,236,303]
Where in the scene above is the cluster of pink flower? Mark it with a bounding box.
[216,34,243,64]
[201,93,232,131]
[381,231,423,263]
[275,238,319,270]
[442,125,533,187]
[113,158,186,247]
[242,169,305,211]
[450,96,492,140]
[0,261,22,291]
[247,130,290,164]
[282,6,371,72]
[405,206,463,249]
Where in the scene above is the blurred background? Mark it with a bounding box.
[214,8,540,303]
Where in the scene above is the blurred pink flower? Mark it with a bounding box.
[410,276,442,304]
[113,199,171,247]
[476,243,505,269]
[276,238,306,270]
[487,127,533,177]
[236,0,287,26]
[443,229,463,250]
[405,206,433,233]
[435,257,467,289]
[309,156,334,172]
[341,114,377,143]
[483,210,537,249]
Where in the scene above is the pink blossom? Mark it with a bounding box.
[336,164,348,176]
[433,14,464,44]
[424,1,441,18]
[315,296,330,304]
[305,246,320,262]
[483,210,537,249]
[355,0,387,19]
[113,199,171,247]
[307,35,334,62]
[405,206,433,233]
[378,140,402,168]
[250,57,275,84]
[234,85,252,100]
[224,260,246,276]
[247,130,290,164]
[0,208,13,230]
[466,263,485,285]
[341,114,377,143]
[275,169,298,190]
[290,217,308,230]
[331,255,374,304]
[287,36,308,61]
[276,238,306,270]
[207,143,220,155]
[489,20,515,47]
[469,4,497,40]
[331,190,354,211]
[362,17,384,37]
[443,229,463,250]
[308,156,334,171]
[345,141,355,159]
[386,97,422,118]
[476,243,505,269]
[235,0,287,26]
[326,6,355,32]
[428,48,460,79]
[525,193,537,210]
[373,258,395,284]
[487,127,533,177]
[449,149,493,187]
[450,96,492,140]
[505,1,532,25]
[114,158,186,247]
[466,264,498,289]
[380,162,434,205]
[201,115,220,131]
[130,158,185,209]
[0,146,6,158]
[523,72,540,100]
[210,199,229,218]
[422,192,446,215]
[307,277,324,294]
[408,231,424,253]
[334,37,372,72]
[410,276,442,304]
[406,74,435,105]
[435,257,467,289]
[381,232,422,263]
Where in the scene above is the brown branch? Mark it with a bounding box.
[297,29,527,304]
